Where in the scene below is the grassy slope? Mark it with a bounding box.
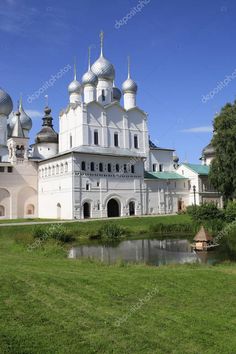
[0,231,236,354]
[0,214,192,239]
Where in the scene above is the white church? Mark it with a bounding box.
[0,33,222,220]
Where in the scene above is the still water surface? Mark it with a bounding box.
[69,238,221,266]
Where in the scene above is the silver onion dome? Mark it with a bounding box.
[91,55,115,81]
[122,56,138,94]
[68,79,81,94]
[19,99,32,131]
[122,78,138,94]
[113,86,121,101]
[9,98,32,131]
[0,88,13,116]
[82,70,98,86]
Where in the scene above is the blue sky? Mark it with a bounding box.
[0,0,236,162]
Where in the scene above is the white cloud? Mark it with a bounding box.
[180,126,212,133]
[25,110,41,119]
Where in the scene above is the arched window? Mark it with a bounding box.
[102,89,105,101]
[90,162,95,171]
[45,167,48,177]
[26,204,35,215]
[56,165,59,174]
[159,164,163,172]
[65,163,68,173]
[99,163,103,172]
[114,133,119,147]
[86,182,90,191]
[52,166,55,175]
[48,167,51,176]
[124,164,127,173]
[134,135,138,149]
[153,164,157,172]
[107,163,111,173]
[60,164,64,174]
[116,164,119,173]
[81,161,86,171]
[0,205,5,217]
[131,165,135,174]
[94,131,99,145]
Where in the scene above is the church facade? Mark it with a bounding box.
[0,33,221,220]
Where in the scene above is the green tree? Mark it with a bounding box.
[209,101,236,202]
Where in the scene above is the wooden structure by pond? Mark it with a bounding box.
[192,226,218,251]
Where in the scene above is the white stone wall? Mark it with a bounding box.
[148,149,174,172]
[72,153,145,219]
[38,155,73,219]
[145,179,189,214]
[0,160,38,219]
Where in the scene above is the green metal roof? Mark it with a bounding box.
[144,171,187,180]
[182,163,210,175]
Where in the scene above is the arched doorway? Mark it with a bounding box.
[57,203,61,219]
[26,204,35,216]
[107,199,120,218]
[129,201,135,216]
[0,205,5,217]
[83,202,90,219]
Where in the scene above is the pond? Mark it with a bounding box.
[69,238,222,266]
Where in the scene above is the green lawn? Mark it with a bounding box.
[0,214,192,240]
[0,227,236,354]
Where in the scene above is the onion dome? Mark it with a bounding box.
[35,106,58,144]
[82,70,98,86]
[122,78,138,94]
[68,79,81,94]
[9,97,32,132]
[112,82,121,101]
[202,143,215,156]
[0,87,13,116]
[19,97,32,131]
[91,31,115,81]
[82,47,98,86]
[122,56,138,94]
[68,60,81,94]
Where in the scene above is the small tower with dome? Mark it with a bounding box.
[91,31,115,105]
[122,56,138,110]
[9,96,32,138]
[7,103,29,163]
[68,60,82,104]
[32,106,58,159]
[82,47,98,104]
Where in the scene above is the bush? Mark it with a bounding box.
[33,224,74,243]
[98,223,125,241]
[225,201,236,223]
[186,203,225,222]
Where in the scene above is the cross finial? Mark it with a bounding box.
[88,47,91,70]
[100,30,104,56]
[45,95,49,107]
[74,56,77,80]
[127,56,130,79]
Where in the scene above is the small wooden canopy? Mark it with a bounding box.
[194,226,213,242]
